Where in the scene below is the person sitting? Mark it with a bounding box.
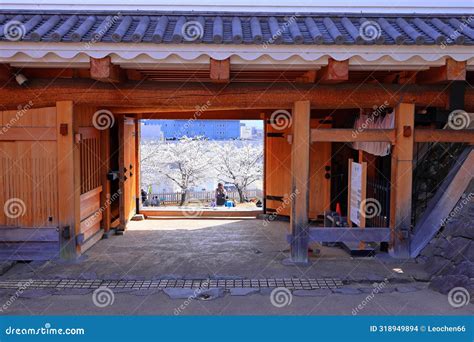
[215,183,227,206]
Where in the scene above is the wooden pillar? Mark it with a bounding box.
[56,101,80,259]
[290,100,311,264]
[135,119,141,214]
[389,103,415,258]
[100,127,111,233]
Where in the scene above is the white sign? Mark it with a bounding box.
[350,162,363,226]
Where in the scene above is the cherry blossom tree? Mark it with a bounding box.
[141,137,212,205]
[212,142,263,203]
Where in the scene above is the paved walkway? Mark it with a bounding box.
[0,219,472,315]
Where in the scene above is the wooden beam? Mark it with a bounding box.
[135,119,141,214]
[303,227,391,243]
[289,100,311,264]
[100,126,111,233]
[134,109,268,120]
[311,128,395,143]
[317,58,349,84]
[417,58,466,84]
[397,71,417,85]
[0,228,59,242]
[414,129,474,143]
[90,57,121,83]
[0,64,12,83]
[389,103,415,258]
[56,101,81,259]
[296,70,317,83]
[0,127,57,141]
[22,68,91,80]
[2,79,470,111]
[126,69,144,81]
[142,209,261,218]
[209,58,230,83]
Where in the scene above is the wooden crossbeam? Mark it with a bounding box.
[90,57,121,83]
[417,58,466,84]
[414,129,474,144]
[210,58,230,83]
[317,58,349,83]
[311,128,395,143]
[2,80,470,111]
[291,228,391,243]
[296,70,317,83]
[0,228,59,242]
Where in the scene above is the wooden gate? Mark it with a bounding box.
[119,117,137,228]
[265,117,332,220]
[0,106,59,260]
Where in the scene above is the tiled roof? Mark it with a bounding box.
[0,11,473,45]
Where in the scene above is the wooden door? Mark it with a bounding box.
[264,118,332,219]
[120,117,137,227]
[265,121,292,216]
[0,106,60,260]
[309,120,332,219]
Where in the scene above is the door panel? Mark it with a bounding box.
[309,121,332,219]
[120,117,137,227]
[265,118,332,219]
[265,123,292,216]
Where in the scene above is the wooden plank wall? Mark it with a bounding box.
[75,105,104,253]
[0,106,59,260]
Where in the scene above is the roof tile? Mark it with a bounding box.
[0,11,472,46]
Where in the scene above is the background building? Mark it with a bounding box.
[142,120,240,140]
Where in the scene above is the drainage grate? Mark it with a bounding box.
[0,278,343,290]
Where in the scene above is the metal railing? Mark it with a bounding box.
[143,189,263,206]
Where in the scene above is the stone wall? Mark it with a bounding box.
[418,180,473,301]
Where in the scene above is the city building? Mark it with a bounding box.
[143,120,240,140]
